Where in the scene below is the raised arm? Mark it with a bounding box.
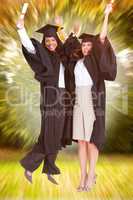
[93,3,117,81]
[99,3,113,44]
[16,15,36,54]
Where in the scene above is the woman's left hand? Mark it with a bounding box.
[72,21,81,36]
[104,3,113,16]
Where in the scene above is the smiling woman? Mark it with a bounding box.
[36,24,64,52]
[63,2,118,192]
[16,11,73,184]
[44,37,58,51]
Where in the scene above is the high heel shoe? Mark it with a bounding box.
[47,174,58,185]
[76,174,88,192]
[84,174,97,191]
[24,170,32,184]
[93,173,97,184]
[77,185,85,192]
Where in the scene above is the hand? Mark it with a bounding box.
[16,15,24,29]
[72,21,81,36]
[54,16,63,26]
[104,3,113,16]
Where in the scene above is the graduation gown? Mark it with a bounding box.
[20,38,73,174]
[65,34,117,151]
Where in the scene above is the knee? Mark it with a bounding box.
[78,140,87,148]
[88,142,99,151]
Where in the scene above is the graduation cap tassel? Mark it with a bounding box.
[54,16,67,42]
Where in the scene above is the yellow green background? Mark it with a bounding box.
[0,0,133,199]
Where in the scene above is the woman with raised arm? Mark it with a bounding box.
[16,10,73,185]
[64,3,117,192]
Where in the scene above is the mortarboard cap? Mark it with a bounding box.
[36,24,63,38]
[79,33,95,42]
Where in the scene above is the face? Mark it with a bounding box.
[81,41,93,56]
[45,37,58,51]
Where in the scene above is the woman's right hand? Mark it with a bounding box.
[16,15,24,29]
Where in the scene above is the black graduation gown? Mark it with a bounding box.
[65,34,117,152]
[20,38,73,174]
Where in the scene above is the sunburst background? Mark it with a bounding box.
[0,0,133,199]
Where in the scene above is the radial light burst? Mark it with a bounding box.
[0,0,133,152]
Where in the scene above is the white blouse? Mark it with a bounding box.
[17,27,65,88]
[17,28,36,54]
[74,58,93,87]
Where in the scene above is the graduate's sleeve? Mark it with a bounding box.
[21,38,54,82]
[63,33,81,60]
[17,27,36,54]
[93,34,117,81]
[63,33,78,95]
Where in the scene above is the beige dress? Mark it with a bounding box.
[72,59,96,142]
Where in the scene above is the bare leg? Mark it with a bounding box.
[77,140,88,190]
[85,142,99,190]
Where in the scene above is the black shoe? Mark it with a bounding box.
[24,170,32,184]
[47,174,58,185]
